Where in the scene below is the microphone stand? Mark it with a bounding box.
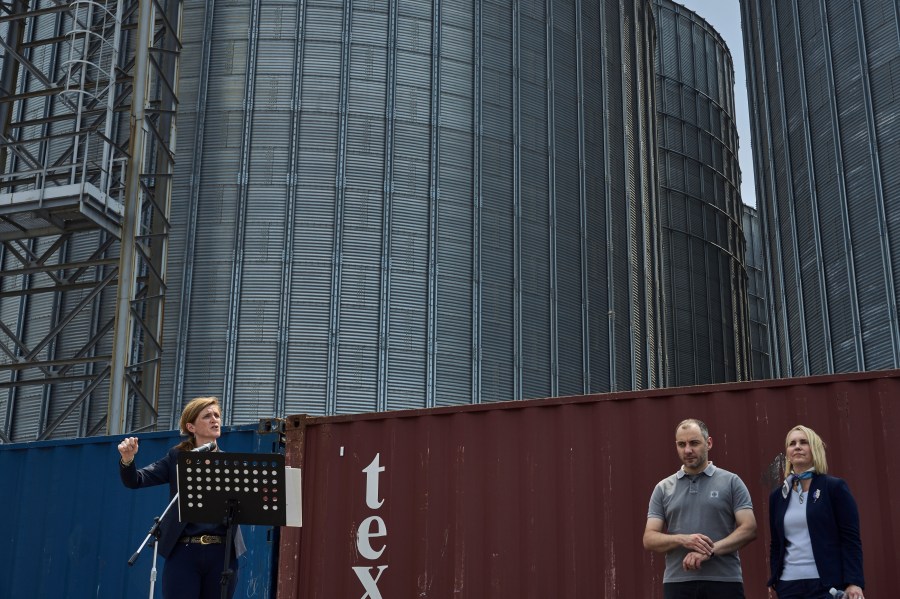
[219,499,238,599]
[129,492,179,599]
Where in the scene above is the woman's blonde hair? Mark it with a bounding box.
[783,425,828,478]
[176,396,221,450]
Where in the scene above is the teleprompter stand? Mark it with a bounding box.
[177,451,301,599]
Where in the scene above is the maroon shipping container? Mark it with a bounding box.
[277,370,900,598]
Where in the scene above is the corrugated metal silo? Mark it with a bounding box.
[160,0,663,424]
[653,0,750,385]
[742,202,773,379]
[741,0,900,377]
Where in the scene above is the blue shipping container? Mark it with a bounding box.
[0,423,282,599]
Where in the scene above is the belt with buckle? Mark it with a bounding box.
[178,534,224,545]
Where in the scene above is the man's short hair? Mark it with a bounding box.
[676,418,709,441]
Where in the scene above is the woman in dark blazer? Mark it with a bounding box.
[118,396,246,599]
[768,425,864,599]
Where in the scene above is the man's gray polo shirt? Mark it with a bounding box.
[647,462,753,583]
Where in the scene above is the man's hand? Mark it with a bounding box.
[644,519,716,555]
[682,550,711,571]
[680,533,714,555]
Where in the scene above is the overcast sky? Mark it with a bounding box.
[670,0,756,207]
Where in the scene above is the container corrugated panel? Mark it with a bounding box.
[277,369,900,599]
[740,0,900,378]
[654,0,750,387]
[0,423,281,598]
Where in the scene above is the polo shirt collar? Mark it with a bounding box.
[676,461,716,479]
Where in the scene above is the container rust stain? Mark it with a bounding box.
[277,370,900,598]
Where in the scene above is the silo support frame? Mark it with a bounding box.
[107,0,182,436]
[0,0,182,441]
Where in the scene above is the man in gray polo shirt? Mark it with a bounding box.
[643,418,757,599]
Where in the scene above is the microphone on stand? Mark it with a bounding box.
[191,441,217,453]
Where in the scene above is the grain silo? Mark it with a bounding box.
[158,0,664,424]
[742,203,772,379]
[0,0,663,438]
[653,0,751,385]
[741,0,900,377]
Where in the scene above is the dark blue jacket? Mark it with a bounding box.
[768,473,864,590]
[120,446,246,559]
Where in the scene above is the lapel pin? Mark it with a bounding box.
[814,489,821,503]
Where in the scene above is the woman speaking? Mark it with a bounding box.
[118,396,245,599]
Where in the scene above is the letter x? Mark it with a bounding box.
[352,565,388,599]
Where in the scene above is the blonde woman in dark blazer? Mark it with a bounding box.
[768,425,864,599]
